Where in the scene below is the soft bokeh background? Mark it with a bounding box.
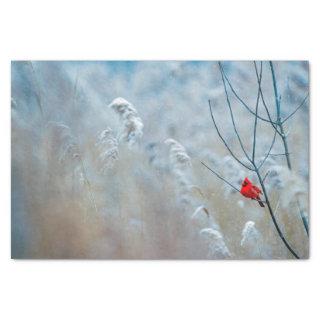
[11,61,309,259]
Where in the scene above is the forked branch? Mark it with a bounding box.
[205,64,301,258]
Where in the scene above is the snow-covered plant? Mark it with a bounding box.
[108,97,143,147]
[241,221,260,246]
[44,121,98,214]
[45,122,80,165]
[96,127,119,173]
[165,138,193,206]
[200,228,231,258]
[165,139,230,258]
[191,205,216,230]
[266,165,307,210]
[241,221,262,258]
[165,138,191,169]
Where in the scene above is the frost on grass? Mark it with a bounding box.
[108,97,143,147]
[266,165,308,211]
[11,61,309,259]
[165,138,193,206]
[96,127,119,173]
[200,228,231,259]
[241,221,262,258]
[165,138,191,169]
[44,122,80,167]
[165,139,231,258]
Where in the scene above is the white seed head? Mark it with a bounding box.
[241,221,260,247]
[108,97,143,147]
[266,165,307,209]
[165,138,191,168]
[200,228,231,258]
[165,138,193,207]
[96,127,119,173]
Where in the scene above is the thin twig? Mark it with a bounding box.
[201,161,266,204]
[208,63,301,258]
[208,100,254,171]
[269,62,309,236]
[201,161,240,193]
[273,198,281,217]
[252,61,262,163]
[254,166,300,258]
[296,199,309,236]
[281,94,309,124]
[218,62,252,163]
[269,153,291,156]
[269,61,292,170]
[258,128,277,170]
[262,170,270,183]
[219,62,278,125]
[253,62,282,136]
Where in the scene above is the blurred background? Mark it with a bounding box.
[11,61,309,259]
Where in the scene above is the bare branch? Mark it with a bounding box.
[208,100,254,171]
[218,62,253,163]
[255,168,300,259]
[219,62,277,125]
[262,170,270,183]
[269,62,309,237]
[269,62,282,121]
[257,128,277,170]
[269,152,291,156]
[252,61,262,163]
[206,63,302,258]
[296,200,309,236]
[201,161,240,193]
[274,198,281,216]
[269,61,292,170]
[253,62,282,136]
[201,161,268,205]
[281,94,309,124]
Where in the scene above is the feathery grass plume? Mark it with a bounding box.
[165,138,193,206]
[200,228,231,258]
[108,97,143,147]
[44,121,98,214]
[165,139,231,258]
[241,221,260,246]
[193,205,231,259]
[266,165,307,210]
[45,122,79,168]
[165,138,191,168]
[191,205,217,230]
[240,221,262,258]
[96,127,119,173]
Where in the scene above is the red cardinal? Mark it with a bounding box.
[240,177,265,207]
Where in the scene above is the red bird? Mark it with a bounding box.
[240,177,265,207]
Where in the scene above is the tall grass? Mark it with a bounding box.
[11,61,309,259]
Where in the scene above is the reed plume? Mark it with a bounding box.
[108,97,144,147]
[96,127,119,173]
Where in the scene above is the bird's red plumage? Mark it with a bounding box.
[240,177,264,207]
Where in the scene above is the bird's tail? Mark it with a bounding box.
[257,197,265,207]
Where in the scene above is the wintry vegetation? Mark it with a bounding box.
[11,61,309,259]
